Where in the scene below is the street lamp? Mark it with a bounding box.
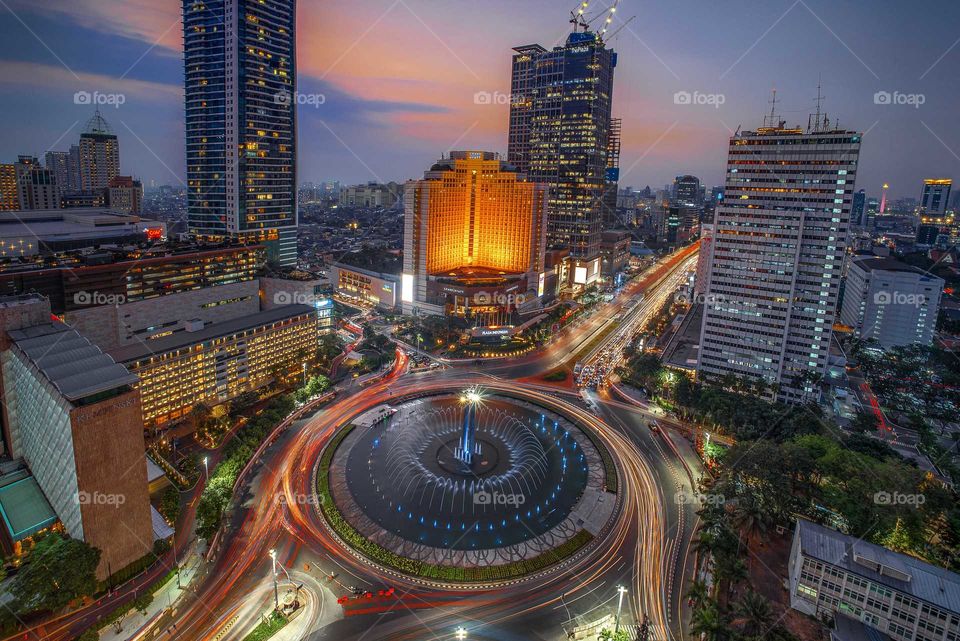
[615,585,628,635]
[302,361,308,386]
[269,549,280,612]
[454,627,467,640]
[202,456,209,482]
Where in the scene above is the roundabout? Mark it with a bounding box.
[313,386,623,585]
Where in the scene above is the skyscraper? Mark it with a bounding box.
[0,164,18,211]
[183,0,298,266]
[673,175,702,207]
[920,178,952,215]
[44,151,70,194]
[696,121,862,403]
[78,110,120,191]
[507,27,617,280]
[851,189,866,226]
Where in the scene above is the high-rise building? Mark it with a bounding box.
[107,175,143,214]
[839,256,942,349]
[0,164,19,211]
[78,110,120,191]
[697,121,862,403]
[67,144,81,192]
[920,178,952,215]
[673,175,702,207]
[183,0,298,267]
[14,156,60,211]
[507,28,617,272]
[402,151,547,324]
[44,151,70,195]
[850,189,866,227]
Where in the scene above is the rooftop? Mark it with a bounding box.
[796,519,960,614]
[9,322,138,402]
[851,256,929,275]
[0,470,58,541]
[109,304,316,363]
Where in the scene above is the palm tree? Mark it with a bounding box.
[686,579,710,608]
[690,600,729,641]
[731,497,772,555]
[733,590,773,639]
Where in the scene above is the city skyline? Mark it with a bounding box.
[0,0,956,198]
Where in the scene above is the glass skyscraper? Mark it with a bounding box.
[183,0,298,266]
[508,31,617,269]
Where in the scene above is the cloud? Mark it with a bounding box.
[0,60,181,102]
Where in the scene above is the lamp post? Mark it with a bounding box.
[302,361,308,386]
[269,549,279,612]
[202,456,208,482]
[615,585,628,635]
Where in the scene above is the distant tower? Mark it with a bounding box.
[78,109,120,191]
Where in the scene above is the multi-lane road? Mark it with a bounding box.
[13,245,701,641]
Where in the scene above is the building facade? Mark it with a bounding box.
[338,182,402,208]
[14,156,60,211]
[789,519,960,641]
[108,175,143,214]
[0,295,153,579]
[0,164,16,211]
[78,111,120,191]
[111,305,317,429]
[402,151,547,323]
[697,124,862,402]
[920,179,952,215]
[839,256,943,348]
[507,30,617,264]
[183,0,298,266]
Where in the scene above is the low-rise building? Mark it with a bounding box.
[789,519,960,641]
[839,256,943,348]
[329,262,399,310]
[110,305,318,429]
[338,182,402,209]
[0,208,165,257]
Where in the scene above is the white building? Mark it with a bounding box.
[789,519,960,641]
[840,256,943,348]
[696,124,862,403]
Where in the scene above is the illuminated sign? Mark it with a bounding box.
[401,273,414,303]
[537,272,545,297]
[574,266,588,285]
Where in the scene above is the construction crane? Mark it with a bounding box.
[569,1,590,32]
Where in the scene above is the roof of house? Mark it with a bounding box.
[797,519,960,614]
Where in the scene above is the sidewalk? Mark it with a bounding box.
[96,543,205,641]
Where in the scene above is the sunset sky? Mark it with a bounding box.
[1,0,957,199]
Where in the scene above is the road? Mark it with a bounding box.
[11,244,702,641]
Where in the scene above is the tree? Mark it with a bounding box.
[11,534,100,615]
[733,590,773,639]
[690,600,730,641]
[598,629,630,641]
[686,579,710,608]
[849,408,880,434]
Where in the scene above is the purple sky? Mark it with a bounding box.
[0,0,957,200]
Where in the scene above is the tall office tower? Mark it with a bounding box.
[67,144,81,191]
[183,0,298,267]
[402,151,547,323]
[920,178,952,215]
[673,175,702,206]
[851,189,866,226]
[601,117,622,227]
[44,151,70,195]
[79,110,120,191]
[14,156,60,210]
[507,28,617,277]
[0,164,17,211]
[696,120,862,403]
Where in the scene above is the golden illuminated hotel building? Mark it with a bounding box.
[109,305,317,429]
[402,151,547,323]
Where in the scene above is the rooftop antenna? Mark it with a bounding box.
[763,88,779,128]
[809,75,825,132]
